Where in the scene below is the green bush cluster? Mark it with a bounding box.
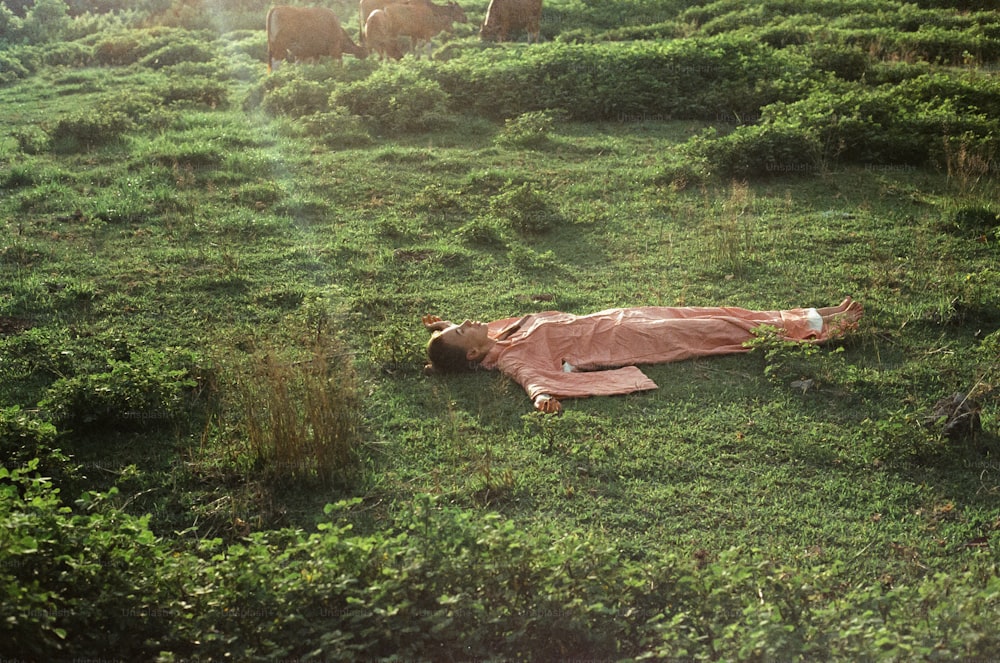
[688,70,1000,177]
[38,347,196,429]
[2,480,998,661]
[494,109,556,149]
[330,67,452,134]
[489,180,560,235]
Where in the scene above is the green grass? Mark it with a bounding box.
[2,0,1000,658]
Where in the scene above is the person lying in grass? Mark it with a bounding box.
[422,297,863,413]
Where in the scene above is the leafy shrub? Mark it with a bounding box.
[494,109,555,149]
[330,67,452,134]
[48,111,135,152]
[2,481,999,661]
[157,76,228,108]
[38,40,93,67]
[803,42,871,80]
[92,32,143,66]
[0,407,77,486]
[0,465,168,660]
[19,0,70,44]
[38,348,196,428]
[489,181,560,234]
[435,37,816,122]
[704,80,1000,171]
[0,51,30,85]
[138,40,217,69]
[261,76,332,118]
[687,124,822,179]
[89,27,210,66]
[456,218,506,248]
[294,108,372,148]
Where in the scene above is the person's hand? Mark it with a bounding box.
[534,394,562,414]
[422,314,450,332]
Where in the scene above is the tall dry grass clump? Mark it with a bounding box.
[232,335,364,488]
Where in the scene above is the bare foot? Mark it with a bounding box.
[821,297,863,336]
[817,296,854,318]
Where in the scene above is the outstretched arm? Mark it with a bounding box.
[421,314,451,333]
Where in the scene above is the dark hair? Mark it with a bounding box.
[425,332,476,374]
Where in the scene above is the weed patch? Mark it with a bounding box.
[222,335,365,489]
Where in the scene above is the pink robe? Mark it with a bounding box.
[480,306,831,402]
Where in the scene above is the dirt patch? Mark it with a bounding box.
[0,317,33,335]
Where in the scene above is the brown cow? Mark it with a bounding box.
[480,0,542,43]
[266,5,367,73]
[364,9,404,60]
[359,0,431,41]
[382,0,467,57]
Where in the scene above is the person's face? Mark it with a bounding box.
[437,320,492,360]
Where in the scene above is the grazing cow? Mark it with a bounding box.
[364,9,404,60]
[382,0,467,57]
[480,0,542,43]
[266,5,367,73]
[359,0,431,41]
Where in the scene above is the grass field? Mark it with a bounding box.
[2,0,1000,659]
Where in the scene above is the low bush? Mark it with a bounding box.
[92,32,143,66]
[138,40,217,69]
[2,482,998,661]
[0,464,168,660]
[494,109,556,149]
[0,406,77,486]
[687,124,822,179]
[802,42,872,80]
[49,110,135,152]
[0,50,31,85]
[260,76,331,118]
[691,76,1000,175]
[158,75,228,108]
[489,181,560,235]
[330,67,451,134]
[38,348,196,429]
[294,108,372,148]
[434,36,816,122]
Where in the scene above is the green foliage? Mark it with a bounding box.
[260,76,331,118]
[436,37,815,122]
[3,3,1000,659]
[138,40,217,69]
[489,180,560,235]
[330,67,452,134]
[744,324,825,383]
[0,50,30,84]
[2,483,999,660]
[688,124,822,179]
[49,109,136,152]
[0,407,77,486]
[494,109,556,149]
[157,74,229,108]
[38,348,196,429]
[19,0,70,44]
[294,108,372,148]
[0,464,168,660]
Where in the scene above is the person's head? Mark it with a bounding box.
[425,320,493,374]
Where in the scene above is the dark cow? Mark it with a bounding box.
[364,8,404,60]
[480,0,542,43]
[266,5,367,73]
[382,0,467,57]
